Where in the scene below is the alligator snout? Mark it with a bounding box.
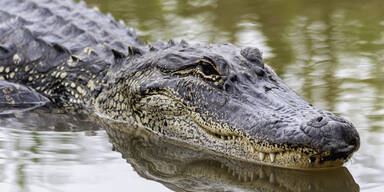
[301,114,360,160]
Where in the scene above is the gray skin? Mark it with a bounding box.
[0,0,360,169]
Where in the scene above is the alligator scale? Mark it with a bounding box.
[0,0,359,169]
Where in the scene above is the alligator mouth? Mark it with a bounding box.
[134,93,352,169]
[191,112,350,169]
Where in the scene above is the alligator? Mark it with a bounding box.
[0,0,360,169]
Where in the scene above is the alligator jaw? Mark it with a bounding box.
[190,112,353,169]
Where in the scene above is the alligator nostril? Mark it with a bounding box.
[305,116,328,128]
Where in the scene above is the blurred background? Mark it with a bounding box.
[1,0,383,191]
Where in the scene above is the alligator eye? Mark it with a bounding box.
[197,58,222,77]
[169,57,223,83]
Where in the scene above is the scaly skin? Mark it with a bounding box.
[0,0,360,169]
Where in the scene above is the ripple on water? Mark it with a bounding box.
[0,125,170,192]
[0,127,115,164]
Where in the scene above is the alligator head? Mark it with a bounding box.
[96,41,360,169]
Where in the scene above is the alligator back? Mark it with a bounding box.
[0,0,141,62]
[0,0,142,105]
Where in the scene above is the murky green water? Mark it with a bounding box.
[1,0,383,191]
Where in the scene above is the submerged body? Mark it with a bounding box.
[0,0,359,169]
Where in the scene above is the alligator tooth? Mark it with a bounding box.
[250,146,255,153]
[269,153,276,162]
[259,152,265,161]
[221,136,225,139]
[232,136,236,140]
[298,154,302,159]
[279,152,283,156]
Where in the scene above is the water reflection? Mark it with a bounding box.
[0,110,168,192]
[0,108,100,132]
[105,120,359,192]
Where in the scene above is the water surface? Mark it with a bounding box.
[1,0,384,191]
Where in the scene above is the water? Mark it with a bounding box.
[1,0,383,191]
